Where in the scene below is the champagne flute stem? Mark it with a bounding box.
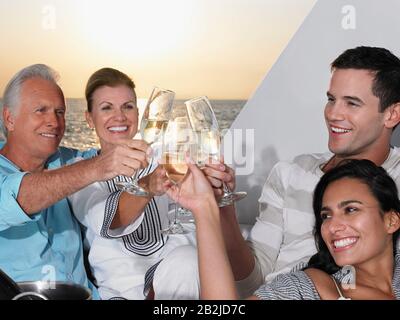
[222,182,232,196]
[133,168,140,182]
[174,203,178,224]
[130,169,142,190]
[174,184,181,224]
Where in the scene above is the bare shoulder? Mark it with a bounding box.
[304,268,340,300]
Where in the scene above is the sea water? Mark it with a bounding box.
[0,98,245,150]
[62,99,245,150]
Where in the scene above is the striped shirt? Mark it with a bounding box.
[69,156,197,299]
[254,253,400,300]
[237,147,400,297]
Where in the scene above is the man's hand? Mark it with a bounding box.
[17,139,150,215]
[91,139,150,181]
[201,159,236,198]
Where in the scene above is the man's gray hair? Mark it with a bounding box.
[0,64,60,138]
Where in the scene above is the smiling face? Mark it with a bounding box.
[324,69,393,161]
[320,177,395,268]
[86,85,138,151]
[4,77,66,162]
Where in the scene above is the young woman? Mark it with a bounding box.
[68,68,198,299]
[169,158,400,299]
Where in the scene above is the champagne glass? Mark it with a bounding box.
[116,87,175,196]
[185,96,247,207]
[161,111,197,234]
[170,116,195,224]
[140,87,175,146]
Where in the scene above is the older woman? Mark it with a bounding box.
[170,158,400,299]
[68,68,197,299]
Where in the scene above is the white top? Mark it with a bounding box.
[237,147,400,297]
[69,159,196,299]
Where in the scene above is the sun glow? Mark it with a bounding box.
[77,0,195,59]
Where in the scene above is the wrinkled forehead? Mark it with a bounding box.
[17,78,66,110]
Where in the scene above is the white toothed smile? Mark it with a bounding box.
[331,126,351,133]
[108,126,128,132]
[333,237,358,250]
[40,133,57,138]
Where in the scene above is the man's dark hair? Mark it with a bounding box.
[331,46,400,112]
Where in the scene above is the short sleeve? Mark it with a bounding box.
[58,147,98,166]
[100,190,145,238]
[68,182,144,238]
[239,161,290,295]
[0,171,40,231]
[254,271,320,300]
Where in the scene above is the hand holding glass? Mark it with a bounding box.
[185,96,247,207]
[116,87,174,196]
[161,115,196,234]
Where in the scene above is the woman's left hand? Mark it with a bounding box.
[167,157,217,214]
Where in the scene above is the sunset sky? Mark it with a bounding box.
[0,0,315,99]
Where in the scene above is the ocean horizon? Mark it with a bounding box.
[0,98,246,150]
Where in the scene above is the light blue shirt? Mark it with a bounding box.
[0,142,99,299]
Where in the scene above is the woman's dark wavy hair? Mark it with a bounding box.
[306,159,400,274]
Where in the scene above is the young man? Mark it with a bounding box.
[153,46,400,299]
[0,64,149,297]
[226,46,400,297]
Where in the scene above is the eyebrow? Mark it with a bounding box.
[37,105,66,110]
[326,92,365,105]
[99,100,136,105]
[123,101,137,105]
[343,96,365,105]
[321,200,363,212]
[98,100,112,105]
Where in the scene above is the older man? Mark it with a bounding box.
[0,64,148,298]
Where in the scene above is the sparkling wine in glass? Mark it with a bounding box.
[116,87,174,196]
[161,113,196,234]
[163,152,188,185]
[185,96,247,207]
[140,119,169,145]
[140,87,175,159]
